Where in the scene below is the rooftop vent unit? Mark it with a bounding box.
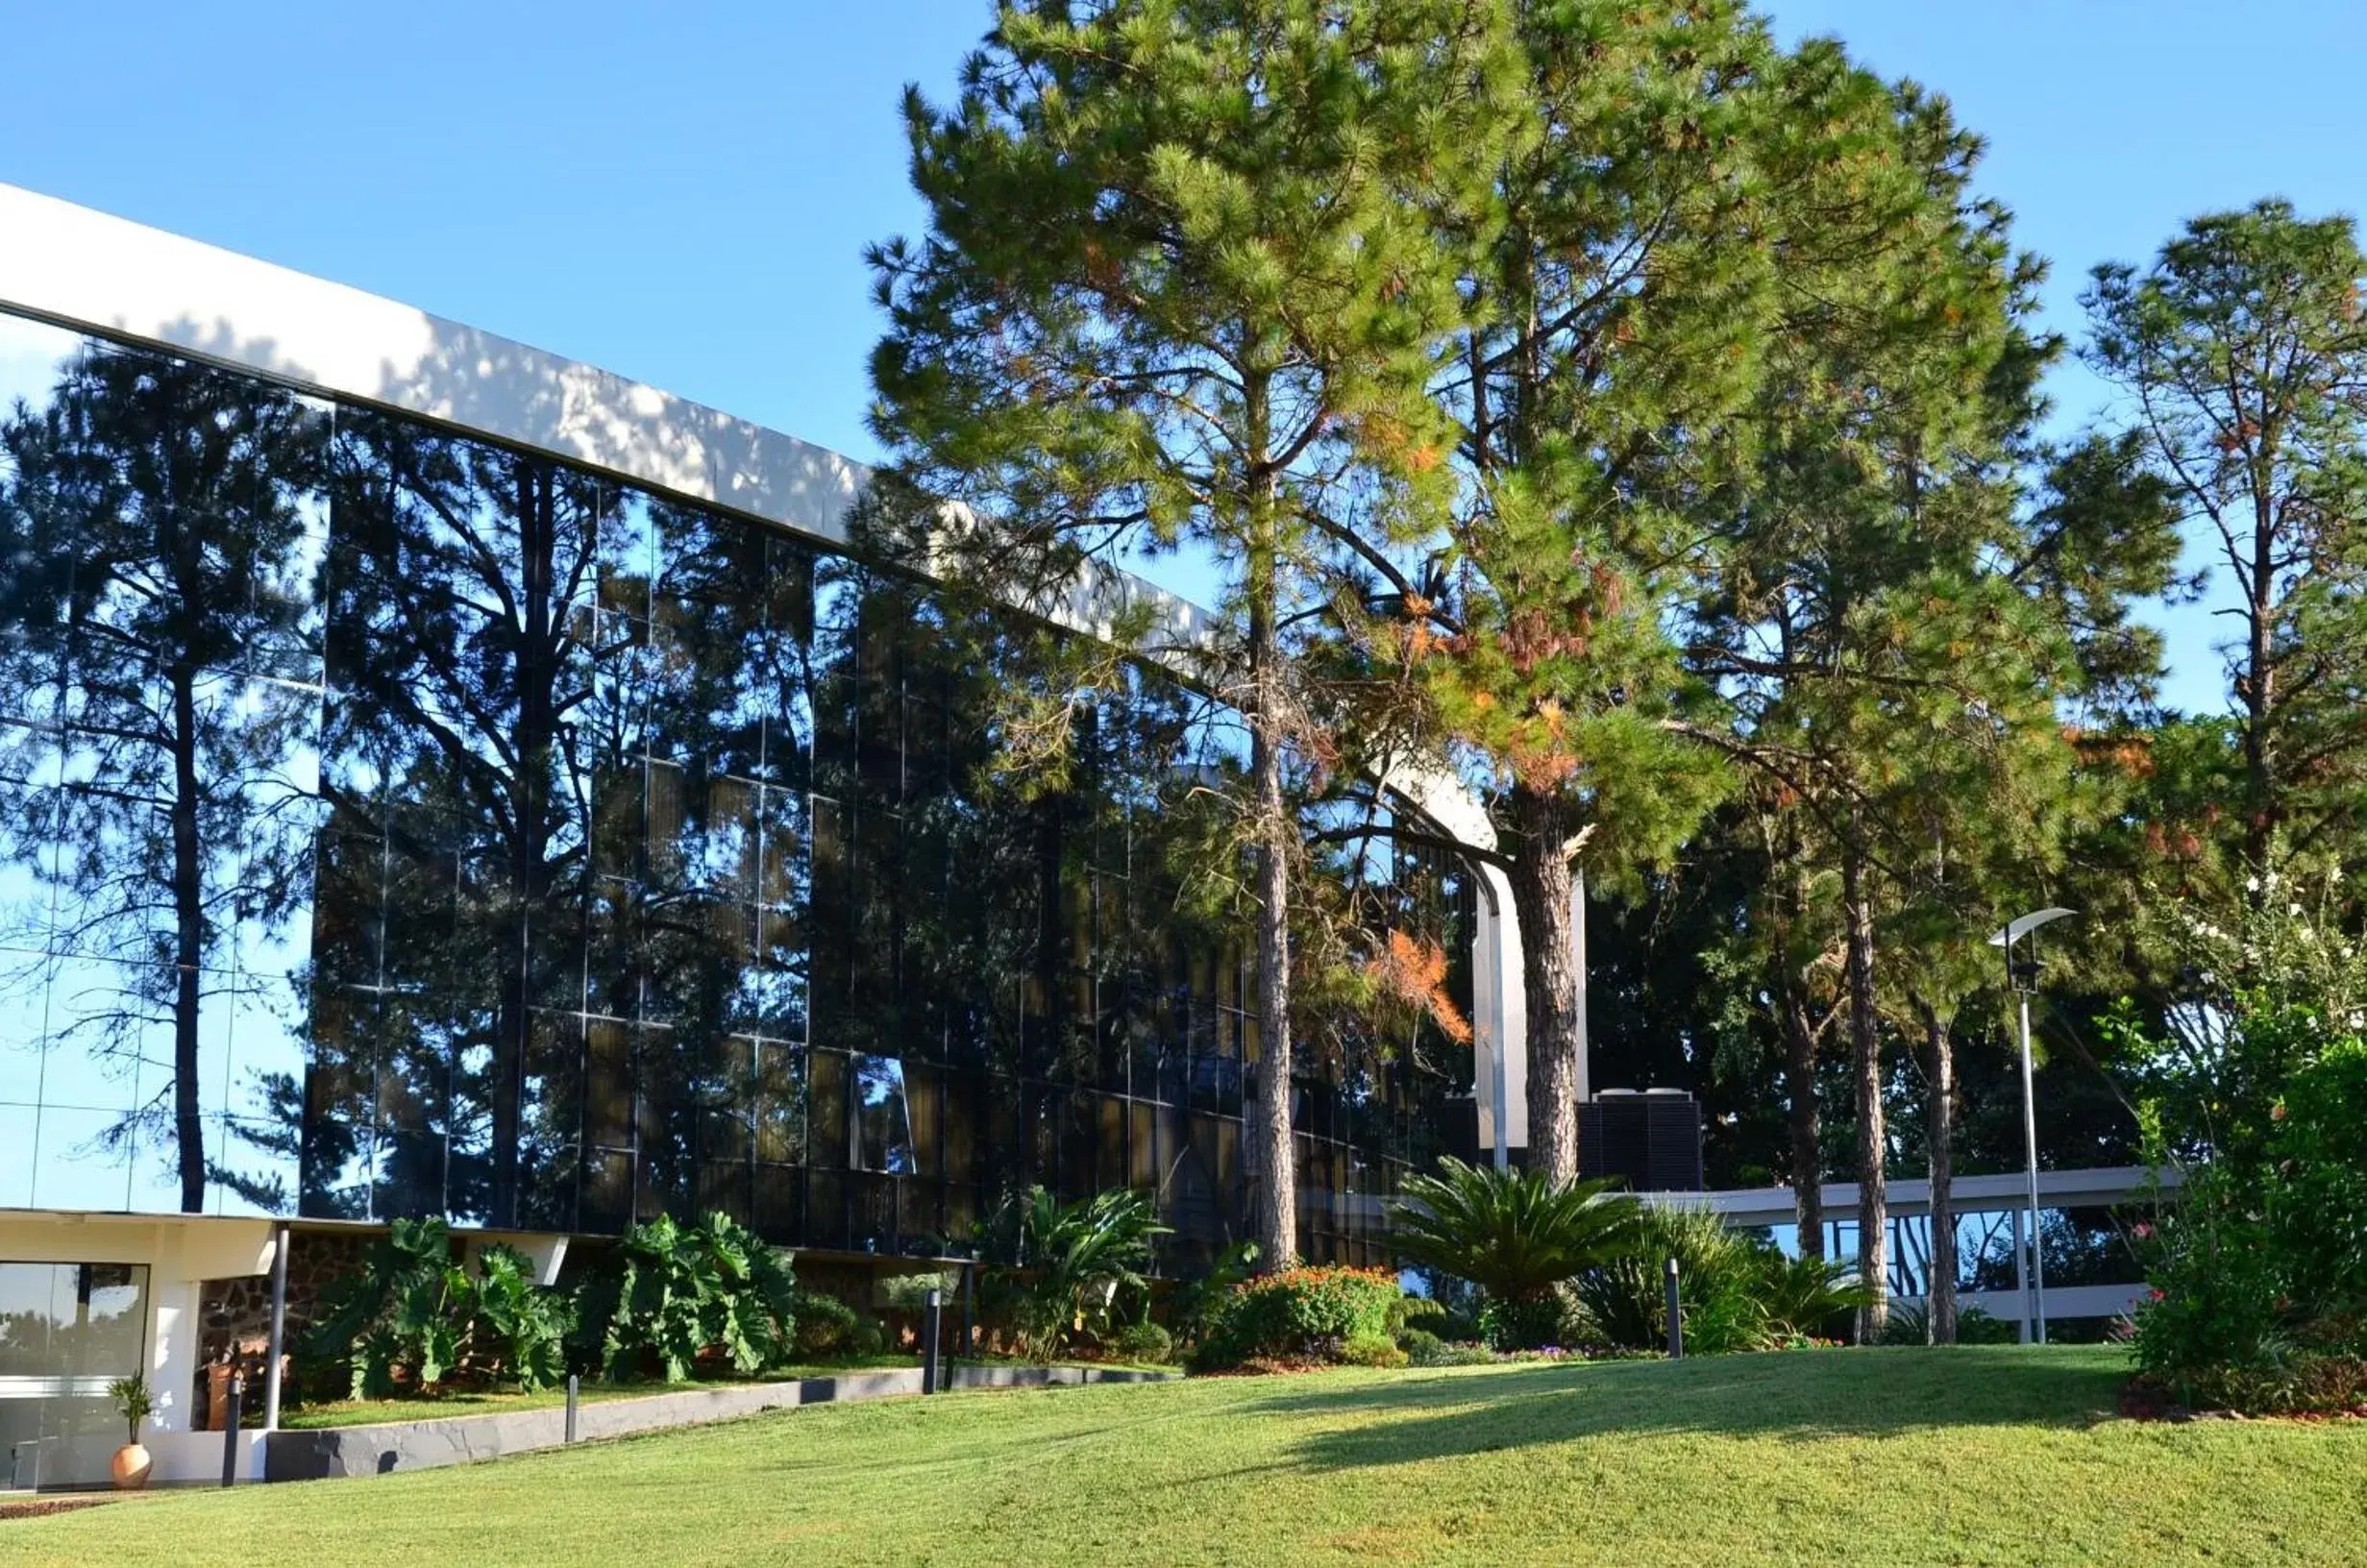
[1579,1088,1705,1192]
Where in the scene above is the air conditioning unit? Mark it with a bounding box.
[1579,1089,1704,1192]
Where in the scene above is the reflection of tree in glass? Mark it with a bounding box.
[317,420,842,1227]
[320,409,626,1226]
[588,497,803,1218]
[0,350,323,1212]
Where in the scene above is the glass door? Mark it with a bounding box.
[0,1262,150,1490]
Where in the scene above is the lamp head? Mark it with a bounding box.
[1989,907,2076,995]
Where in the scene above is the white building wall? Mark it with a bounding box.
[0,1213,276,1486]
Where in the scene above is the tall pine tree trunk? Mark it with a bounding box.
[1244,388,1296,1271]
[491,464,559,1229]
[1782,983,1824,1261]
[1919,995,1957,1344]
[1508,784,1581,1183]
[1842,839,1886,1340]
[169,661,208,1214]
[2242,486,2279,880]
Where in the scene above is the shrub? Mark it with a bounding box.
[2131,1186,2295,1404]
[1336,1332,1409,1369]
[1196,1265,1404,1369]
[790,1290,861,1359]
[307,1216,571,1399]
[1477,1292,1569,1353]
[1167,1240,1260,1348]
[1397,1294,1446,1331]
[979,1187,1169,1360]
[1406,1335,1497,1368]
[1573,1206,1763,1356]
[1877,1302,2019,1347]
[2114,881,2367,1410]
[572,1213,799,1384]
[1112,1321,1174,1364]
[879,1272,955,1312]
[1427,1306,1485,1342]
[1388,1159,1640,1349]
[1568,1206,1867,1357]
[1753,1252,1876,1343]
[850,1313,889,1356]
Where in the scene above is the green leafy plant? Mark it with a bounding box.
[307,1216,573,1398]
[790,1290,861,1359]
[879,1271,955,1312]
[1196,1266,1406,1368]
[2114,887,2367,1410]
[1406,1335,1499,1368]
[471,1242,569,1390]
[1111,1320,1174,1365]
[573,1213,799,1384]
[1168,1239,1259,1348]
[1878,1302,2019,1347]
[1753,1252,1877,1343]
[1389,1159,1641,1348]
[1572,1205,1793,1357]
[980,1187,1169,1359]
[1336,1332,1409,1368]
[108,1374,152,1446]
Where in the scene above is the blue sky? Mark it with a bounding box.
[7,1,2363,714]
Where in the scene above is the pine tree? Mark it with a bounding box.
[868,0,1520,1266]
[1366,0,1776,1185]
[2083,201,2367,889]
[1689,52,2033,1336]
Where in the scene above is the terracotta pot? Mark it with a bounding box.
[207,1362,234,1431]
[111,1442,152,1490]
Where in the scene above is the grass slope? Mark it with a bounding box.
[274,1358,926,1430]
[7,1347,2363,1566]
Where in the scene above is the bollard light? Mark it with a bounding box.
[924,1287,944,1395]
[221,1374,244,1488]
[1664,1258,1684,1360]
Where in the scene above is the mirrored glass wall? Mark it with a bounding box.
[0,306,1460,1266]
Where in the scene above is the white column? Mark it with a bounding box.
[1376,760,1527,1165]
[1470,874,1503,1164]
[1468,864,1527,1166]
[146,1279,204,1435]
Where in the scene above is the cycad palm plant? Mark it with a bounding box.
[1576,1203,1763,1354]
[1389,1159,1642,1346]
[989,1187,1171,1358]
[1755,1251,1876,1343]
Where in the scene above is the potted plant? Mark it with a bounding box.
[107,1374,154,1489]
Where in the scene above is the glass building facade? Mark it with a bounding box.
[0,306,1467,1270]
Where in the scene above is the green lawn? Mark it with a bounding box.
[7,1346,2363,1566]
[273,1355,1166,1430]
[273,1357,926,1430]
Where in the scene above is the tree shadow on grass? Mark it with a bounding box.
[1252,1348,2127,1472]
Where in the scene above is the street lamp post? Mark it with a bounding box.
[1988,907,2076,1347]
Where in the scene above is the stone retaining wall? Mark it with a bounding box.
[196,1232,376,1426]
[263,1364,1174,1482]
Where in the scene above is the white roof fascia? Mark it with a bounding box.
[0,180,864,549]
[0,182,1246,674]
